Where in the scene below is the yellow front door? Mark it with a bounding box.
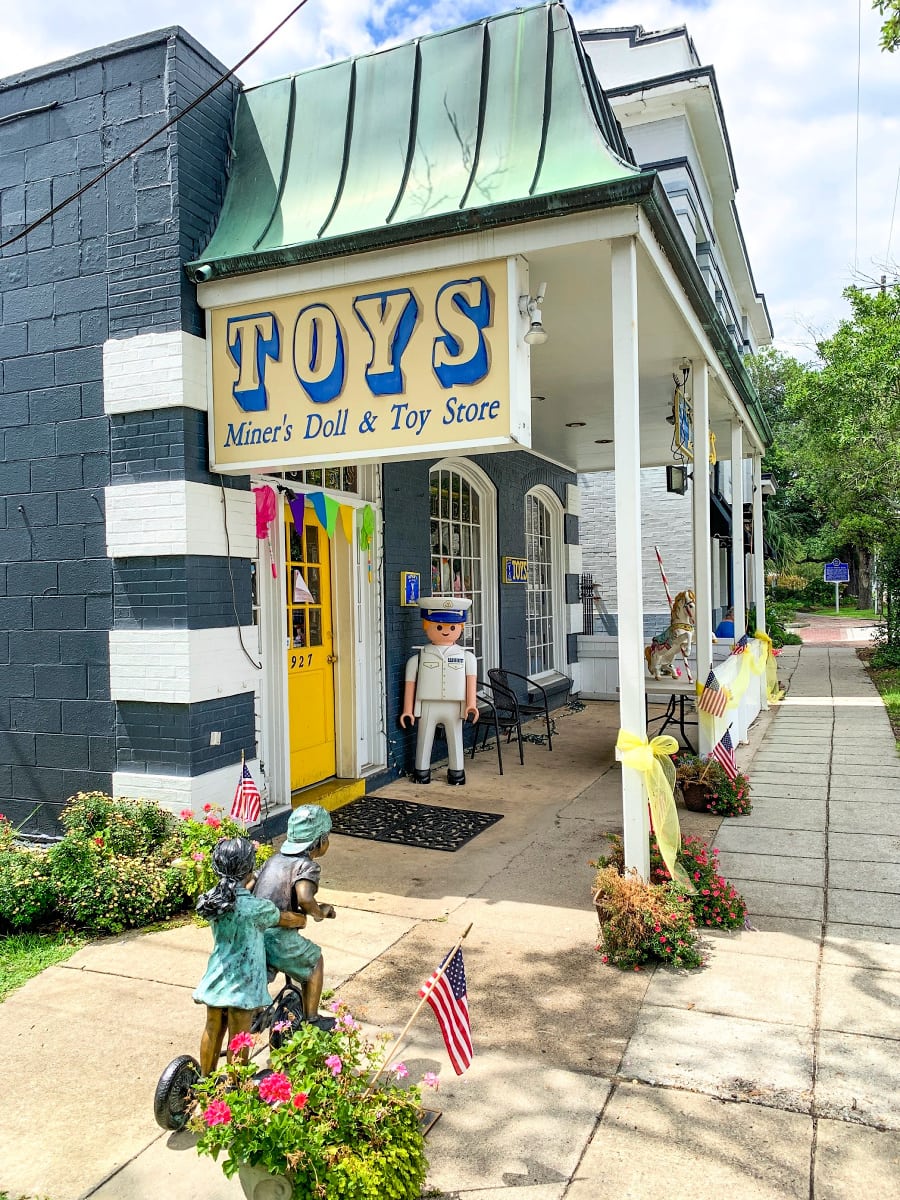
[286,506,336,790]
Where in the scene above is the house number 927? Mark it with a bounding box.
[290,653,313,669]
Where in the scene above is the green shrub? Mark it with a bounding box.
[591,864,703,970]
[61,790,179,857]
[0,845,56,931]
[49,836,186,934]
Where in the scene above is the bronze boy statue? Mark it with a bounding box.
[252,804,337,1031]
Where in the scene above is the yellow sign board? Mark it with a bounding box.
[208,259,529,471]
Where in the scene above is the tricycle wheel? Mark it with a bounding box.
[154,1054,200,1130]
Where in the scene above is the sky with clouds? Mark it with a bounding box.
[2,0,897,358]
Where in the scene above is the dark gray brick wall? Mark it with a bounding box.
[0,30,238,832]
[381,451,575,778]
[116,693,255,776]
[110,408,249,488]
[113,555,252,629]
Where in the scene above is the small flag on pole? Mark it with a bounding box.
[231,761,261,825]
[418,947,472,1075]
[697,668,728,718]
[731,634,749,655]
[711,726,738,781]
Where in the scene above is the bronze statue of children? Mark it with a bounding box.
[193,836,307,1075]
[251,804,337,1031]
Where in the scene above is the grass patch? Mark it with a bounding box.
[0,930,86,1003]
[805,605,879,620]
[859,651,900,749]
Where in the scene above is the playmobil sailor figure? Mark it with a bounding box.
[400,596,479,785]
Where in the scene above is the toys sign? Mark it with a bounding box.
[207,259,530,471]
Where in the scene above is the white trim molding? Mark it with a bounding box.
[109,626,261,704]
[103,330,208,415]
[112,759,262,818]
[105,480,257,559]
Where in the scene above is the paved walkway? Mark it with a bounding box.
[1,645,899,1200]
[791,610,878,646]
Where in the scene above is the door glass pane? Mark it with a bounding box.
[307,567,321,604]
[429,464,487,676]
[292,609,306,647]
[306,525,320,563]
[308,607,323,646]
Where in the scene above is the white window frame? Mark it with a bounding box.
[525,484,566,680]
[429,457,498,677]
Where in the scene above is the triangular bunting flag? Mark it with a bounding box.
[339,504,354,545]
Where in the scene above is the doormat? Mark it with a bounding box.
[329,796,503,853]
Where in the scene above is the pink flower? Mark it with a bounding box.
[93,835,104,848]
[601,954,609,963]
[203,803,213,812]
[180,809,194,819]
[203,1100,232,1126]
[206,816,222,829]
[229,1031,255,1054]
[325,1055,343,1076]
[292,1091,309,1109]
[191,851,205,861]
[422,1072,440,1090]
[339,1013,359,1030]
[258,1072,292,1104]
[391,1062,409,1079]
[272,1020,293,1034]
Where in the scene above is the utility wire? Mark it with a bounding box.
[887,164,900,264]
[0,0,312,252]
[853,0,862,272]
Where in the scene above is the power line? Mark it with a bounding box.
[853,0,862,272]
[887,164,900,263]
[0,0,312,252]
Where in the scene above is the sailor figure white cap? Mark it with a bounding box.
[419,595,472,623]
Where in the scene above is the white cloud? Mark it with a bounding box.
[3,0,896,357]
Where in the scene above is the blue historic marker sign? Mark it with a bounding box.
[823,560,850,583]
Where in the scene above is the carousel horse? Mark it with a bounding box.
[644,589,696,680]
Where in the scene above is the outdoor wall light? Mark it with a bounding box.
[519,282,548,345]
[666,464,691,495]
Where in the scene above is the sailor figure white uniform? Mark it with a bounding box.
[400,596,479,785]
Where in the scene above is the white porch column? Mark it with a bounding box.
[752,454,766,632]
[611,237,649,880]
[752,453,769,710]
[730,421,747,742]
[691,360,713,755]
[730,422,745,639]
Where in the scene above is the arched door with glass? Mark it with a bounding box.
[525,488,563,677]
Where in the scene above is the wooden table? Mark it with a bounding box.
[644,678,697,752]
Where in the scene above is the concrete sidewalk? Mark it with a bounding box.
[2,645,899,1200]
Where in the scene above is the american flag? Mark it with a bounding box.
[711,726,738,780]
[697,668,728,718]
[231,761,262,825]
[731,634,750,655]
[419,947,472,1075]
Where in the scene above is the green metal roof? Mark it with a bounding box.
[188,2,638,280]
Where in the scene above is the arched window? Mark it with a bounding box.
[429,459,497,674]
[525,486,565,677]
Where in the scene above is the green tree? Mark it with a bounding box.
[874,1,900,51]
[744,347,820,570]
[784,285,900,605]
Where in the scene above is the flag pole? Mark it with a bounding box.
[365,923,472,1092]
[654,544,693,683]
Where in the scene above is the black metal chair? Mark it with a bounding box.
[469,679,524,775]
[488,667,555,750]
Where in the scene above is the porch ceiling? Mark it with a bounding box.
[522,235,741,473]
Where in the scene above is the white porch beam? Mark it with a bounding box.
[636,210,766,454]
[730,422,746,639]
[691,359,714,755]
[611,237,650,881]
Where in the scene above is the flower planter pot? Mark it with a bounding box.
[237,1164,293,1200]
[679,781,711,813]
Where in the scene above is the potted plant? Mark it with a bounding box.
[190,1003,430,1200]
[674,755,752,816]
[591,863,703,970]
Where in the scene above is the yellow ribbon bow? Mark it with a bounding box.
[754,630,783,701]
[615,730,692,891]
